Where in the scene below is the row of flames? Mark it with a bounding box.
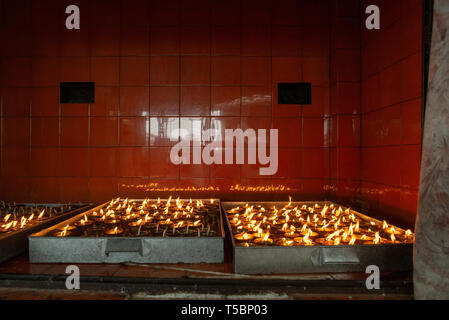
[56,197,217,237]
[1,209,47,233]
[228,197,414,247]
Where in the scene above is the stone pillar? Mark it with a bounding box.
[414,0,449,300]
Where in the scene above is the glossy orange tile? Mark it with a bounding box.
[120,0,150,26]
[181,26,210,54]
[241,57,270,86]
[180,0,210,26]
[302,148,329,179]
[3,117,30,147]
[211,0,240,26]
[302,26,329,57]
[90,25,120,56]
[149,147,179,178]
[60,57,89,82]
[303,118,325,147]
[335,82,360,115]
[90,148,118,177]
[272,92,301,118]
[401,5,422,57]
[150,87,180,116]
[241,0,271,26]
[120,117,149,147]
[180,148,211,178]
[272,0,300,26]
[380,104,401,146]
[2,147,29,177]
[337,115,360,147]
[379,63,401,108]
[60,148,89,177]
[180,87,210,116]
[211,161,241,179]
[400,145,421,189]
[241,87,272,117]
[30,147,59,177]
[61,23,89,57]
[0,177,31,203]
[272,57,302,84]
[180,117,210,146]
[31,87,59,117]
[30,177,60,203]
[89,177,119,202]
[59,177,90,203]
[120,87,149,116]
[150,0,180,26]
[150,56,179,85]
[303,87,330,118]
[401,52,422,101]
[273,117,301,148]
[1,87,31,117]
[181,56,210,85]
[274,148,302,179]
[212,56,241,85]
[119,147,150,177]
[118,177,151,199]
[90,117,119,147]
[212,26,240,55]
[241,25,271,56]
[60,101,89,117]
[334,49,360,82]
[401,98,422,145]
[337,147,360,180]
[32,27,60,57]
[61,117,88,147]
[362,111,381,147]
[380,146,402,186]
[1,27,32,58]
[211,87,240,117]
[120,25,150,56]
[32,57,60,86]
[151,26,180,54]
[150,117,179,147]
[31,117,59,147]
[120,56,149,86]
[90,57,119,86]
[0,58,31,87]
[91,87,119,117]
[272,26,301,56]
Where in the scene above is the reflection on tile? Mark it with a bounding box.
[150,117,179,146]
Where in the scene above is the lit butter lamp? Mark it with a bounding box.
[105,226,124,236]
[74,215,93,228]
[54,225,75,237]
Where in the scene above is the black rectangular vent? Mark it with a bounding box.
[60,82,95,104]
[278,83,311,105]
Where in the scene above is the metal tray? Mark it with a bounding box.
[29,199,225,264]
[0,203,91,263]
[222,201,413,274]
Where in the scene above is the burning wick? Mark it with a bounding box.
[105,226,123,235]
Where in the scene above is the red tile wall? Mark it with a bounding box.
[328,0,362,207]
[360,0,423,228]
[0,0,423,226]
[0,0,333,203]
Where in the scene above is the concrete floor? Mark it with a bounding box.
[0,254,413,300]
